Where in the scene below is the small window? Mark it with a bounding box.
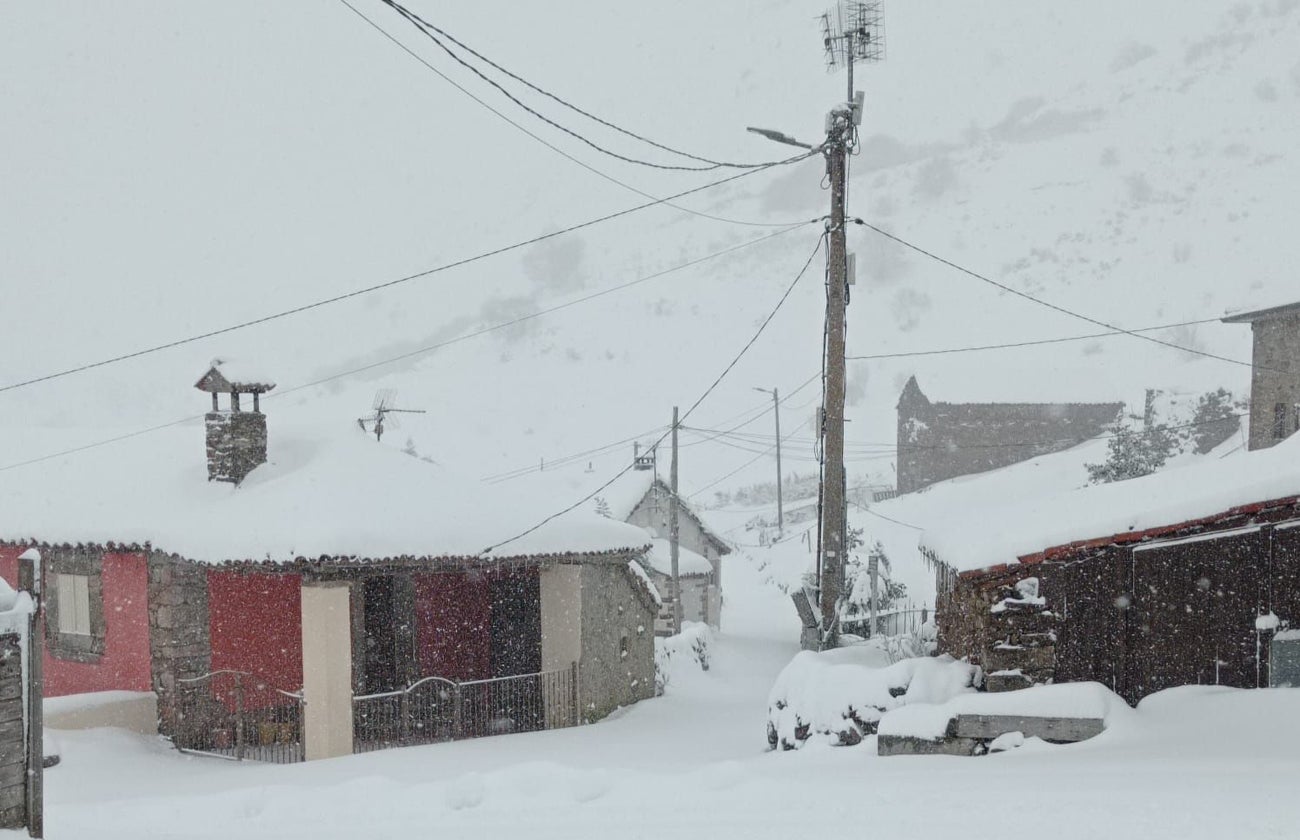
[1275,403,1289,440]
[55,573,92,636]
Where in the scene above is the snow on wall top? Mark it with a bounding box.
[0,421,649,564]
[641,538,713,577]
[923,433,1300,573]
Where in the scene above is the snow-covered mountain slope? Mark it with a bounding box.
[2,0,1296,521]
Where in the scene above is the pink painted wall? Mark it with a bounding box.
[0,546,152,697]
[413,572,491,681]
[207,570,303,710]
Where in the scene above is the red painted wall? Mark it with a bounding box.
[413,572,491,681]
[207,570,302,709]
[0,547,152,697]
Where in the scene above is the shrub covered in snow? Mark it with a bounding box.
[766,646,980,750]
[655,622,712,695]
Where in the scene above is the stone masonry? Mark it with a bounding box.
[1222,305,1300,451]
[147,552,211,735]
[205,411,268,484]
[578,563,656,721]
[982,579,1058,692]
[896,376,1122,494]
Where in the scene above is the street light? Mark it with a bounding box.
[746,126,817,150]
[753,387,784,535]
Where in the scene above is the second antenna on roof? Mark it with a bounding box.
[358,389,426,442]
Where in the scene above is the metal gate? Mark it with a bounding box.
[352,664,579,753]
[172,670,304,764]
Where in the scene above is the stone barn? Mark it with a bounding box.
[896,376,1123,494]
[930,434,1300,703]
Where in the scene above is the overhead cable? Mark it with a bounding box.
[377,0,794,173]
[852,218,1265,373]
[336,0,813,229]
[0,156,814,397]
[480,233,826,554]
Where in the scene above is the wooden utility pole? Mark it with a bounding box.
[18,550,43,838]
[669,406,683,634]
[818,108,852,650]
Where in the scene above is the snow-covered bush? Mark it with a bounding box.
[766,646,980,750]
[1085,414,1177,484]
[655,622,712,695]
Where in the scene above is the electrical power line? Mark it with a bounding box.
[0,155,813,397]
[336,0,814,230]
[678,372,821,449]
[849,499,922,531]
[480,233,826,554]
[852,218,1267,373]
[0,228,811,475]
[377,0,779,171]
[845,318,1222,361]
[482,427,668,484]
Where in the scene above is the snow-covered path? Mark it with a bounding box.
[24,560,1300,839]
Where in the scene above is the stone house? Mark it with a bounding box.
[895,376,1122,494]
[929,432,1300,704]
[1223,298,1300,451]
[0,363,658,761]
[607,468,731,629]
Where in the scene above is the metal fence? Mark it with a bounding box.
[353,664,579,753]
[842,606,930,639]
[172,670,304,764]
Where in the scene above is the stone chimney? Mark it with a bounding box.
[194,359,275,484]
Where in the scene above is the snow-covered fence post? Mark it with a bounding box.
[18,549,43,838]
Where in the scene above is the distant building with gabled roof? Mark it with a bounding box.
[895,376,1123,494]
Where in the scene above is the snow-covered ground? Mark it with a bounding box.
[21,555,1300,840]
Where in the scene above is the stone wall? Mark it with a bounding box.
[645,568,710,626]
[205,410,268,484]
[0,633,24,829]
[578,563,656,721]
[1247,314,1300,451]
[937,573,1057,692]
[896,377,1122,494]
[147,552,211,736]
[42,546,107,662]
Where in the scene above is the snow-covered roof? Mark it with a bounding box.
[508,465,731,553]
[923,433,1300,574]
[195,358,277,391]
[640,538,713,577]
[1221,293,1300,323]
[0,421,649,565]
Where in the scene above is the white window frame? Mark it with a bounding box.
[55,572,92,637]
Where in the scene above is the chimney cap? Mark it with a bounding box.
[195,358,277,394]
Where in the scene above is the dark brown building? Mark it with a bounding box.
[896,377,1122,494]
[936,491,1300,704]
[1223,300,1300,451]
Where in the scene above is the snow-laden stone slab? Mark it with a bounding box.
[877,681,1130,755]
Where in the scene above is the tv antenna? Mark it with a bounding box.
[357,389,426,442]
[821,1,884,100]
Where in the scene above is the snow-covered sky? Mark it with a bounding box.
[3,0,1296,504]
